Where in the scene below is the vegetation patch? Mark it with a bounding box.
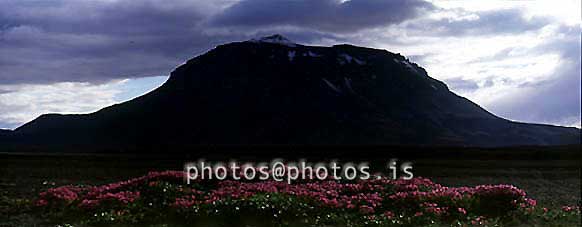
[30,171,581,226]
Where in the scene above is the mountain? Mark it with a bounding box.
[5,35,580,148]
[0,129,11,137]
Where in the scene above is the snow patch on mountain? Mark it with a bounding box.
[288,51,296,61]
[344,77,355,93]
[338,53,365,65]
[249,34,297,47]
[322,78,341,93]
[304,51,322,57]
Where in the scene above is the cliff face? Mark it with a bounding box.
[9,35,581,148]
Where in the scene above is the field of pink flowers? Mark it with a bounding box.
[34,170,580,226]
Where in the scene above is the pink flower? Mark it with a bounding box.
[525,198,537,207]
[457,207,467,215]
[34,170,544,223]
[98,191,140,203]
[383,211,394,219]
[562,206,577,212]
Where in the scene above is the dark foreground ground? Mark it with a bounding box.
[0,145,580,226]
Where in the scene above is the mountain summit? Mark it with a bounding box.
[5,35,580,148]
[249,34,297,47]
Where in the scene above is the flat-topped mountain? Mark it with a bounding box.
[5,35,580,148]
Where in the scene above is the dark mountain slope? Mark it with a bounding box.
[8,35,580,148]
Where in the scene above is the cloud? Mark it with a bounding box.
[339,4,578,127]
[479,25,581,127]
[403,7,552,37]
[409,23,580,128]
[0,0,241,84]
[443,77,480,92]
[210,0,434,33]
[0,0,579,129]
[0,0,437,84]
[0,76,167,129]
[0,81,123,129]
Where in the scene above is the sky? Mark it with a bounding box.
[0,0,580,129]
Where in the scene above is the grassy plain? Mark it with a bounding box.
[0,146,580,226]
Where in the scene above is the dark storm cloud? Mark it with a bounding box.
[209,0,434,33]
[0,0,243,84]
[0,0,439,85]
[0,0,207,35]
